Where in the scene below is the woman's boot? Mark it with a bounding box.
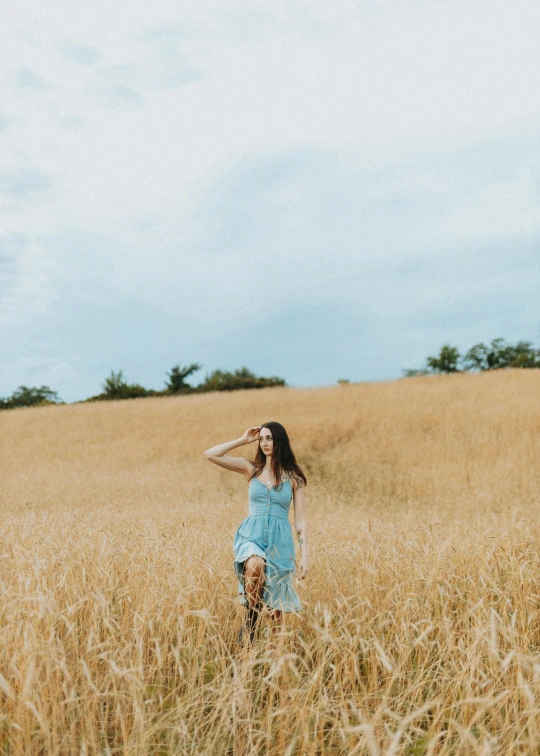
[237,601,262,644]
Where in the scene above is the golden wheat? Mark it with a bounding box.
[1,369,539,754]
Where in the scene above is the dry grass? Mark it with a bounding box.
[1,369,540,754]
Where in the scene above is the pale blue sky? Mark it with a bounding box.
[1,0,539,402]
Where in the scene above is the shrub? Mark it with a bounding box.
[197,367,286,393]
[463,338,540,371]
[0,385,61,410]
[164,363,202,394]
[426,345,461,373]
[85,370,156,401]
[404,337,540,377]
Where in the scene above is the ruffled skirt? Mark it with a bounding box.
[233,514,302,613]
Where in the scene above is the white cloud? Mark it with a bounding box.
[0,0,538,398]
[12,67,53,94]
[1,0,538,236]
[0,235,60,326]
[56,40,102,66]
[0,165,53,198]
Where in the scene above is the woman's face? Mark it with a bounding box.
[259,427,273,457]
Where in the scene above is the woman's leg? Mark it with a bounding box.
[243,555,265,608]
[238,556,265,644]
[242,559,285,642]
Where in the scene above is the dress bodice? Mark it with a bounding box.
[248,478,292,520]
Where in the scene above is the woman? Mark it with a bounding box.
[204,422,308,644]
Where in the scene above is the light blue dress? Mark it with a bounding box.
[233,477,302,613]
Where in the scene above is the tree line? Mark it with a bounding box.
[0,363,286,410]
[2,336,538,410]
[403,337,540,376]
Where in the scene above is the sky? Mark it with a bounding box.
[1,0,539,402]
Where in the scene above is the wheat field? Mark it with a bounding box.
[1,369,539,755]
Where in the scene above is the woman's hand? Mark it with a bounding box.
[298,554,309,580]
[241,426,261,444]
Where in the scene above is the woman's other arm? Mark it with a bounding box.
[293,483,309,579]
[203,426,260,476]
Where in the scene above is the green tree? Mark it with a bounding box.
[463,338,540,371]
[462,342,490,371]
[510,349,540,368]
[426,345,461,373]
[404,337,540,377]
[504,340,540,368]
[102,370,151,400]
[466,337,508,370]
[197,367,286,393]
[165,363,202,394]
[0,385,60,409]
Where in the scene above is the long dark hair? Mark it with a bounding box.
[249,421,307,490]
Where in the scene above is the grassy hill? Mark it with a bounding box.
[2,368,538,514]
[0,369,539,753]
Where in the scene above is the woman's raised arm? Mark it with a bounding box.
[203,426,260,476]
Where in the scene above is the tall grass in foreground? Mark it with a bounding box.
[1,369,539,754]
